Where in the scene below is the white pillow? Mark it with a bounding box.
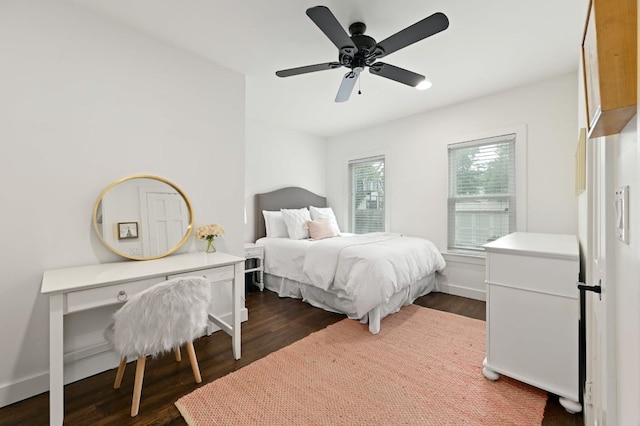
[309,206,341,235]
[281,208,312,240]
[262,210,289,238]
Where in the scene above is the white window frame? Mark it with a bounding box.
[446,125,527,254]
[348,154,387,233]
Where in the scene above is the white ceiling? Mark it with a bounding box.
[71,0,589,137]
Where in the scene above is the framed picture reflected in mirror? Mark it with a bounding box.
[117,222,138,240]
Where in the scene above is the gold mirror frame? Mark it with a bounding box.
[92,174,194,261]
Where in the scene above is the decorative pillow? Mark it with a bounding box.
[281,208,312,240]
[309,206,341,235]
[307,219,339,240]
[262,210,289,238]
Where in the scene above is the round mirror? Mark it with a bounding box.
[93,175,194,260]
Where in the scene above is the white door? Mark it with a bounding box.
[143,191,188,257]
[584,137,617,425]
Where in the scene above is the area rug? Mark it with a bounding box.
[175,305,547,425]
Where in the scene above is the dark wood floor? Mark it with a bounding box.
[0,290,583,425]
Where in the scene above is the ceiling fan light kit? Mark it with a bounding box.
[276,5,449,102]
[416,80,432,90]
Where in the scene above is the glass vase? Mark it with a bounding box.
[205,238,216,253]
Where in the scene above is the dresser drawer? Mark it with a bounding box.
[486,252,578,298]
[65,277,165,314]
[168,265,235,283]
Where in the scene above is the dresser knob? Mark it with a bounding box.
[117,290,128,302]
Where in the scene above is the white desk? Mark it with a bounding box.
[41,251,244,426]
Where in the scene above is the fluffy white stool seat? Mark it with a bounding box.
[104,276,212,417]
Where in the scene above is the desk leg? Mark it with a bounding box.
[232,263,243,360]
[259,267,264,292]
[49,294,64,425]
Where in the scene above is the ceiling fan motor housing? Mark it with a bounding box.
[340,22,381,68]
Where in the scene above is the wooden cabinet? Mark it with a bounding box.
[482,232,581,413]
[581,0,636,138]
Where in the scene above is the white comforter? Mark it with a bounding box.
[257,233,446,318]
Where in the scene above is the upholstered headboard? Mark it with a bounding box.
[255,187,327,239]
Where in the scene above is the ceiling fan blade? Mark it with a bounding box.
[276,62,342,78]
[335,67,362,102]
[369,62,425,87]
[375,12,449,58]
[306,6,357,57]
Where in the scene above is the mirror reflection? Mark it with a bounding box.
[93,175,193,260]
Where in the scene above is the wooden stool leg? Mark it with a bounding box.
[131,356,146,417]
[174,347,182,362]
[114,357,127,389]
[185,342,202,383]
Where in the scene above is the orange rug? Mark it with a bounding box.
[175,305,546,425]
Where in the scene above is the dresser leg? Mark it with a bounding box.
[559,397,582,414]
[482,357,500,380]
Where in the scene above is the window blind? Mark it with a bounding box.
[448,134,516,252]
[349,156,385,234]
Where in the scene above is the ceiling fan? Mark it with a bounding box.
[275,6,449,102]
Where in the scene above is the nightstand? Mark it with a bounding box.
[243,243,264,291]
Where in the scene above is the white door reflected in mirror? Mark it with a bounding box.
[93,175,194,260]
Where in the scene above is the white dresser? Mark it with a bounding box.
[482,232,581,413]
[41,251,244,426]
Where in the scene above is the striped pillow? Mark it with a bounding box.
[307,219,338,240]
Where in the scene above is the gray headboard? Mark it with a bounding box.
[255,187,327,239]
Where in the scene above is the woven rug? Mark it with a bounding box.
[175,305,546,425]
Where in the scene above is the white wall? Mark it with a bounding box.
[0,0,245,405]
[245,119,326,242]
[326,73,579,298]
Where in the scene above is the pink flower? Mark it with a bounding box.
[195,224,225,241]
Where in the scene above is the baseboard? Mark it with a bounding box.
[0,307,248,409]
[437,253,486,301]
[0,371,49,409]
[437,283,486,301]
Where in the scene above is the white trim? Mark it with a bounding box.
[438,252,486,301]
[442,251,486,264]
[436,284,486,301]
[514,124,528,231]
[0,371,49,408]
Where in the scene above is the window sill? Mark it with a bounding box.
[442,251,486,266]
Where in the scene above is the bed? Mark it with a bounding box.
[254,187,446,334]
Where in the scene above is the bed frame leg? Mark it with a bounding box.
[368,308,381,334]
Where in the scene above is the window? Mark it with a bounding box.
[349,156,385,233]
[448,134,516,252]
